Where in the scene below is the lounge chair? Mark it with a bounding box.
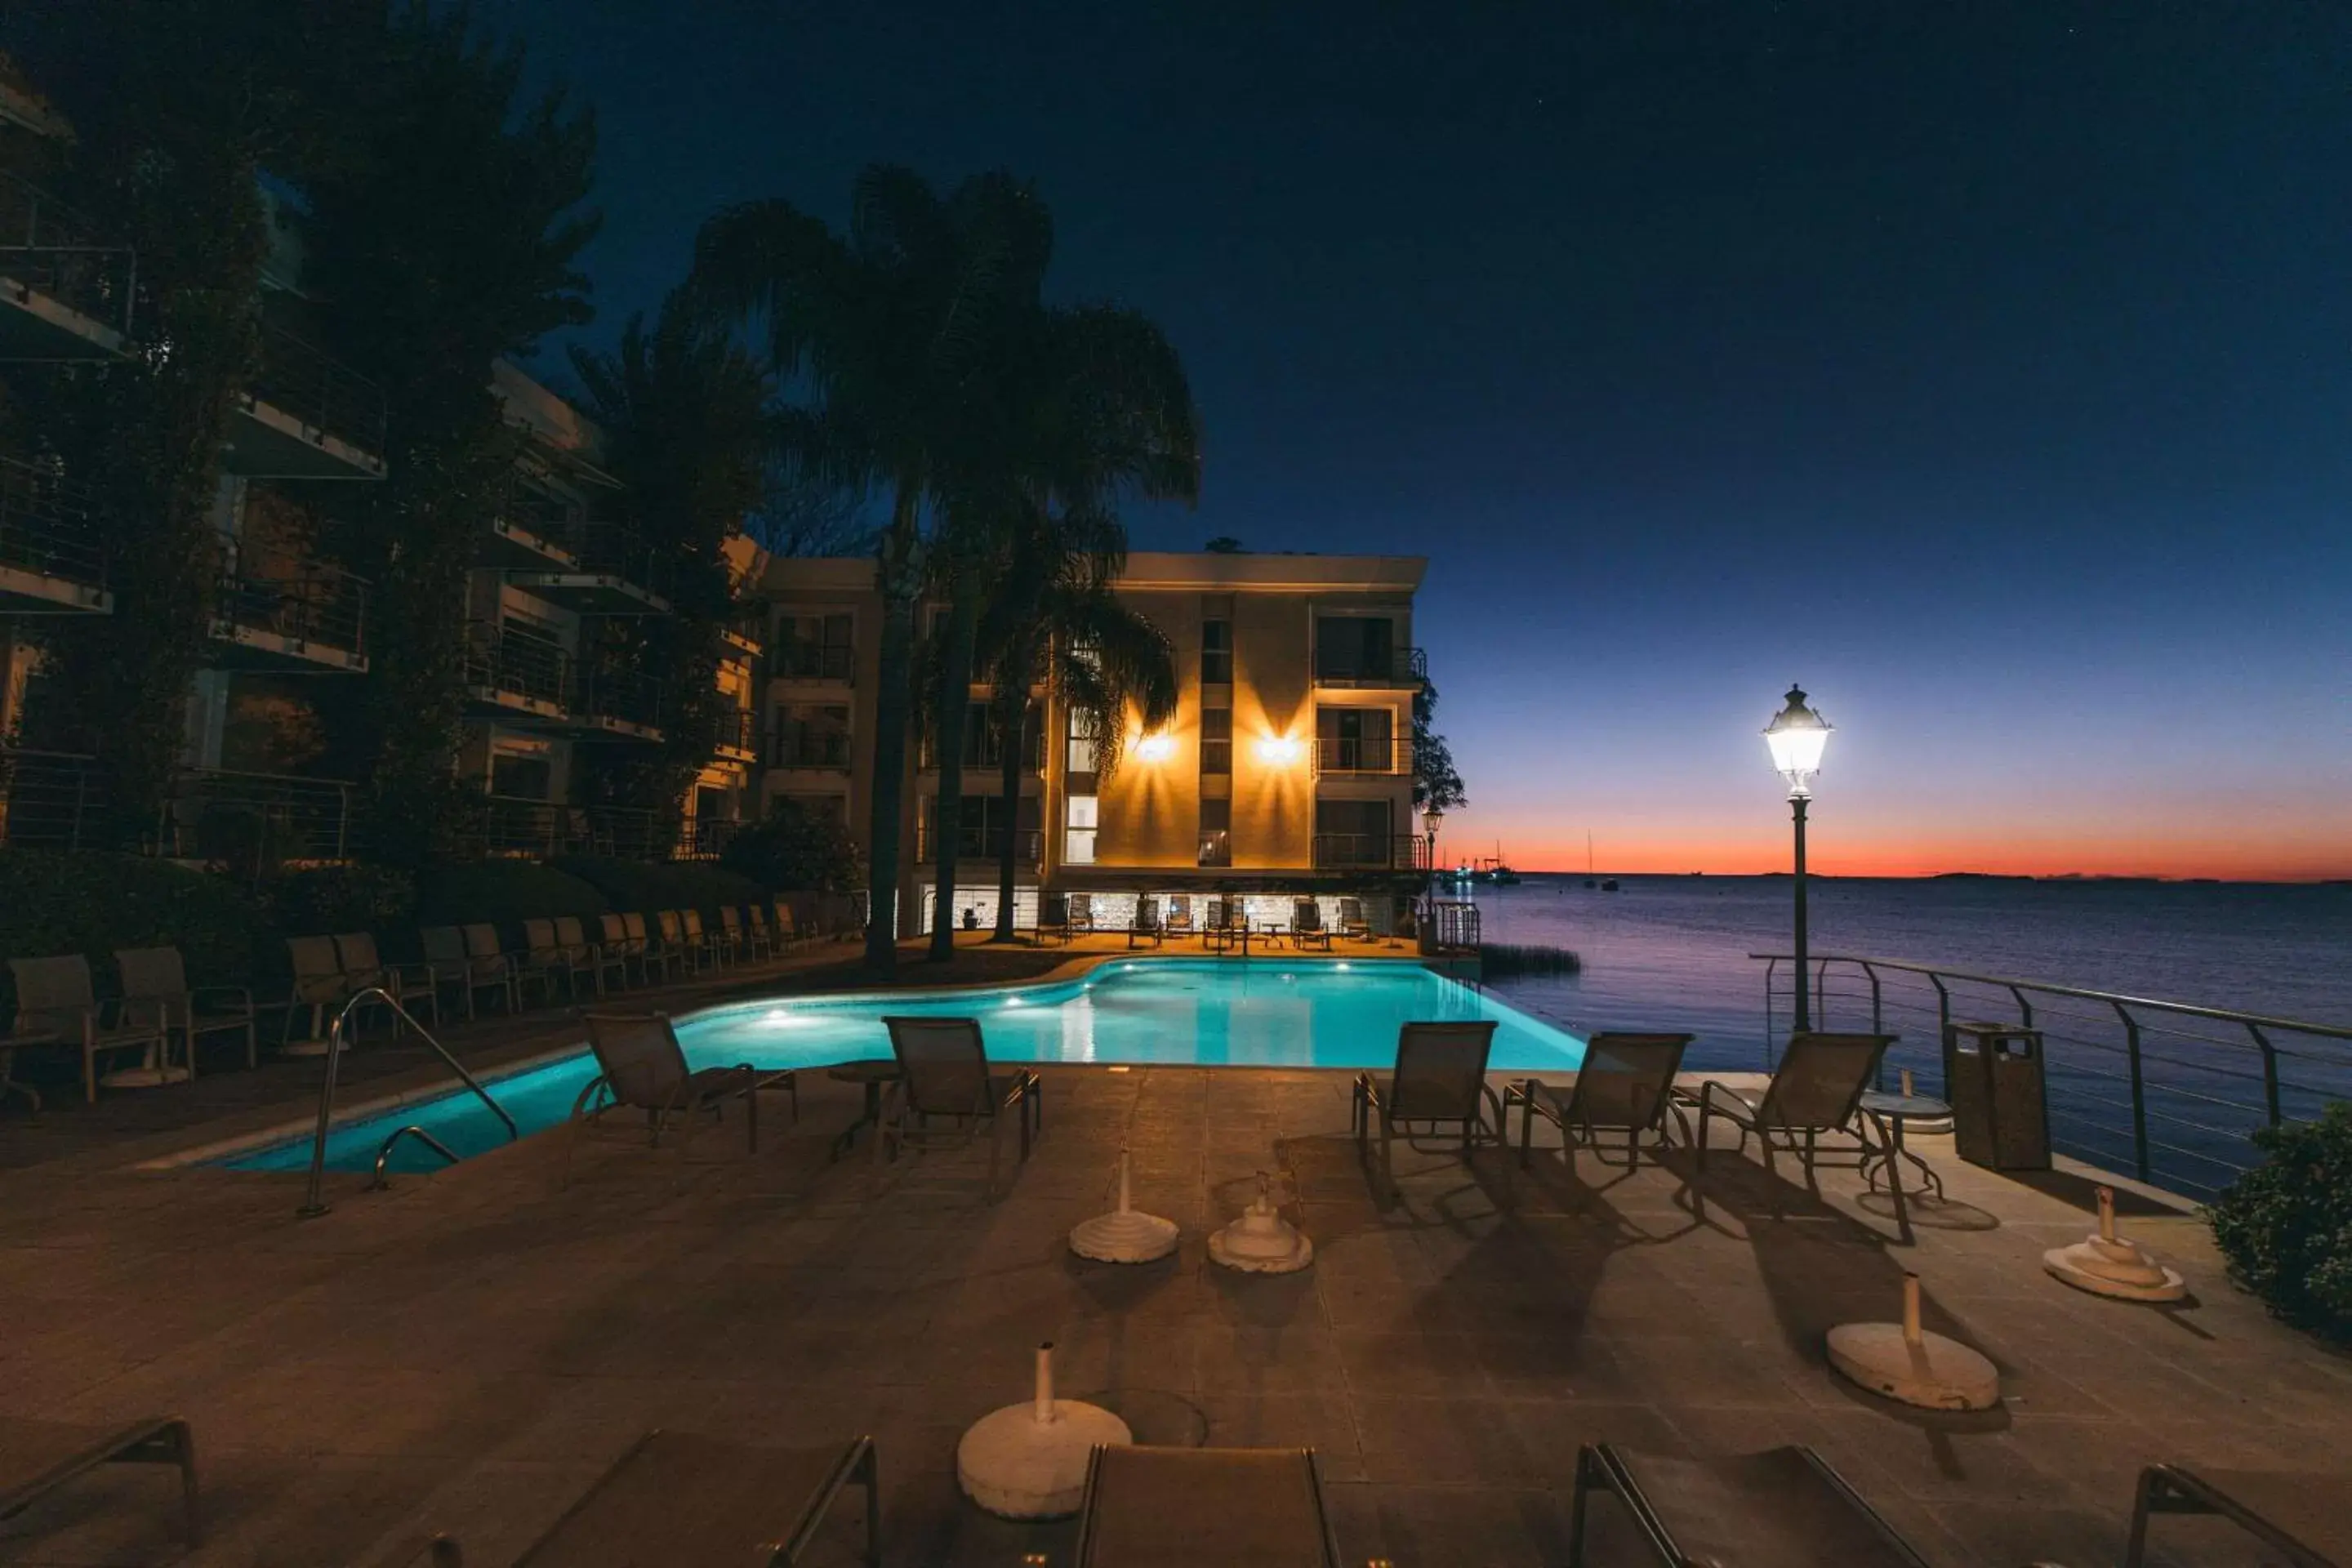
[0,1415,201,1548]
[280,935,349,1049]
[563,915,626,995]
[115,946,257,1071]
[740,905,776,962]
[877,1016,1042,1197]
[410,1432,877,1568]
[653,911,697,978]
[569,1012,785,1171]
[336,933,438,1030]
[1336,897,1371,941]
[1068,892,1096,936]
[720,905,760,963]
[682,908,725,969]
[1074,1445,1344,1567]
[1205,900,1250,955]
[626,911,681,982]
[771,899,801,949]
[598,913,645,987]
[1291,899,1334,951]
[421,926,509,1021]
[520,919,599,1004]
[2123,1463,2350,1567]
[1508,1032,1694,1171]
[1165,896,1196,941]
[1681,1031,1902,1222]
[1352,1020,1509,1203]
[7,956,175,1103]
[461,925,518,1010]
[1127,896,1165,951]
[1036,893,1072,947]
[1568,1443,1930,1567]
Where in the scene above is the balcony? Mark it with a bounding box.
[0,747,105,849]
[720,614,764,665]
[481,478,582,570]
[705,708,757,764]
[574,664,664,743]
[1312,833,1430,871]
[1313,735,1410,776]
[225,323,389,479]
[773,641,854,684]
[1312,645,1426,689]
[915,823,1043,866]
[502,523,671,614]
[470,796,712,862]
[462,623,573,727]
[0,174,135,361]
[0,454,109,614]
[210,564,369,673]
[771,730,852,771]
[157,768,352,863]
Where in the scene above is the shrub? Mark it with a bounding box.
[0,852,265,1008]
[270,863,416,936]
[552,855,765,913]
[2207,1101,2352,1345]
[412,862,608,928]
[721,798,863,892]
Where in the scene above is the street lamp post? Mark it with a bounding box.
[1762,685,1833,1032]
[1422,804,1445,872]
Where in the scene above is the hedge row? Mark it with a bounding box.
[0,853,794,1013]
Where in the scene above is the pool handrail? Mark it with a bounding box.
[299,987,517,1218]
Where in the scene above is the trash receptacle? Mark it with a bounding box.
[1942,1020,2051,1170]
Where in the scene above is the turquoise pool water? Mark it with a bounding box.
[220,958,1585,1174]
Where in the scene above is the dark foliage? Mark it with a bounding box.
[549,856,764,913]
[0,853,265,1010]
[412,861,605,926]
[1414,675,1468,813]
[269,863,417,936]
[720,799,864,893]
[2207,1102,2352,1345]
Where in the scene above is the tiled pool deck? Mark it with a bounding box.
[2,965,2347,1564]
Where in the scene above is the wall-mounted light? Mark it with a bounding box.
[1254,735,1303,765]
[1136,733,1174,762]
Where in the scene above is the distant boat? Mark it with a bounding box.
[1600,879,1619,892]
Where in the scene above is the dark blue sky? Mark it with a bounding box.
[497,1,2351,876]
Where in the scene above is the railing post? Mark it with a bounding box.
[1859,961,1886,1089]
[1762,956,1780,1067]
[2007,984,2034,1028]
[2248,1022,2281,1128]
[2111,1000,2150,1183]
[1928,973,1950,1097]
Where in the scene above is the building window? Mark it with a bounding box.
[1065,793,1098,864]
[490,753,551,800]
[1201,617,1232,685]
[773,703,851,768]
[778,612,853,679]
[1199,705,1232,775]
[1316,706,1396,773]
[1314,798,1394,867]
[1198,796,1231,866]
[1067,707,1100,775]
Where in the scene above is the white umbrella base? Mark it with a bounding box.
[2043,1241,2186,1302]
[1827,1322,2000,1410]
[98,1066,191,1089]
[956,1398,1132,1519]
[1070,1209,1180,1264]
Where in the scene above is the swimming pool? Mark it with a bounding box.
[218,958,1585,1174]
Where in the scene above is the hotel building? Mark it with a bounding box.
[751,550,1433,935]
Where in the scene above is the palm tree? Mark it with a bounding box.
[975,501,1177,942]
[690,167,1051,975]
[924,303,1201,960]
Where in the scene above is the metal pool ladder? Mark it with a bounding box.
[298,987,518,1218]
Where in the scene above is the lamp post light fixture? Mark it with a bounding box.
[1762,684,1833,1031]
[1422,803,1445,871]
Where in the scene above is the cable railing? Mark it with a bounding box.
[0,746,105,849]
[0,172,136,341]
[577,663,663,731]
[159,768,352,864]
[1312,832,1429,870]
[774,642,855,682]
[771,728,852,768]
[1313,735,1407,775]
[251,321,387,461]
[1753,952,2352,1201]
[1312,644,1426,688]
[215,564,369,660]
[465,622,572,709]
[0,453,107,593]
[470,796,710,863]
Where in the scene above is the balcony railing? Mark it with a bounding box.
[0,747,105,849]
[158,768,352,863]
[0,453,107,595]
[1313,646,1426,688]
[572,523,673,600]
[465,622,572,708]
[251,321,388,461]
[0,172,136,344]
[1757,952,2352,1203]
[216,564,369,661]
[915,822,1043,866]
[577,664,662,732]
[1311,832,1429,871]
[772,730,853,770]
[1314,736,1409,775]
[774,642,854,682]
[703,708,756,758]
[1197,830,1232,868]
[471,796,728,862]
